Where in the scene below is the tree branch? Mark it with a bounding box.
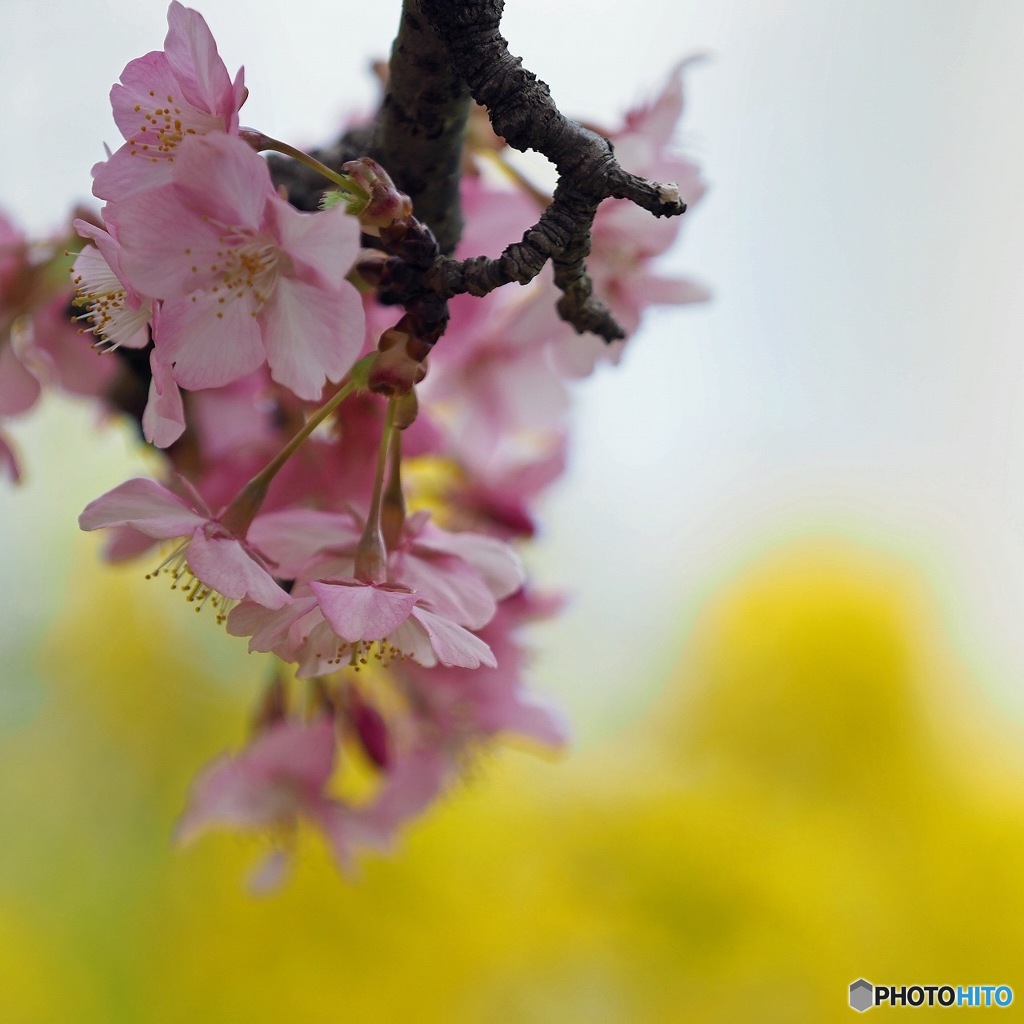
[416,0,687,341]
[274,0,689,359]
[370,0,472,256]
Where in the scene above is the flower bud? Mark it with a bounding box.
[392,389,419,430]
[238,126,274,152]
[367,329,428,396]
[348,691,390,770]
[341,157,412,232]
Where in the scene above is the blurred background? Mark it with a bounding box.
[2,1,1024,1020]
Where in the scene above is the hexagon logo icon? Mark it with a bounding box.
[850,979,874,1012]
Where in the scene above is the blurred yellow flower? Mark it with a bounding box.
[2,535,1022,1022]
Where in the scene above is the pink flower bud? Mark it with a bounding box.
[348,692,391,770]
[238,126,275,152]
[367,329,428,396]
[341,157,413,231]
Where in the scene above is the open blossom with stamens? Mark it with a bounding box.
[228,572,503,677]
[226,509,524,675]
[78,476,290,618]
[92,0,246,201]
[2,208,124,479]
[71,220,153,353]
[110,131,365,400]
[247,508,524,626]
[53,7,708,883]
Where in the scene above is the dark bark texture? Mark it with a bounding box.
[412,0,687,342]
[275,0,688,350]
[370,1,472,257]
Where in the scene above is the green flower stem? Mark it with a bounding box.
[353,397,398,583]
[381,428,406,550]
[219,380,356,536]
[258,135,369,201]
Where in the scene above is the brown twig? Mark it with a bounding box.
[415,0,686,341]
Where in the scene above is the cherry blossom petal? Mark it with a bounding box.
[0,338,41,416]
[169,132,268,228]
[416,526,525,601]
[408,606,497,669]
[307,798,385,872]
[268,197,360,290]
[176,719,336,842]
[311,580,420,643]
[227,595,319,654]
[627,273,711,307]
[155,292,264,390]
[143,351,186,448]
[187,530,290,609]
[246,509,360,574]
[262,276,363,400]
[163,1,240,118]
[78,477,208,536]
[390,549,496,630]
[247,849,291,894]
[112,184,225,297]
[355,747,450,848]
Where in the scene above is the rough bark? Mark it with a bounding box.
[392,0,686,342]
[370,1,472,256]
[271,0,688,350]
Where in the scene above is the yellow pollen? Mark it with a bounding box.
[321,638,406,671]
[146,542,235,624]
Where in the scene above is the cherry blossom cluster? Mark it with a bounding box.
[1,3,705,886]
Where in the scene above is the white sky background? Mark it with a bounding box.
[1,1,1023,739]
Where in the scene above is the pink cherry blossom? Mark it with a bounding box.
[228,577,498,677]
[311,578,498,670]
[509,63,709,378]
[420,289,571,474]
[2,208,124,480]
[92,1,247,201]
[78,476,290,614]
[176,718,376,888]
[226,509,523,675]
[249,506,524,627]
[564,62,708,366]
[398,588,570,750]
[71,219,153,353]
[47,10,710,879]
[111,131,365,400]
